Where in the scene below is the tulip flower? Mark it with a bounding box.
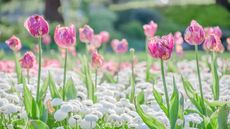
[184,20,206,114]
[148,34,174,111]
[79,25,94,44]
[203,34,224,100]
[204,26,222,38]
[143,21,158,82]
[100,31,110,53]
[20,51,36,84]
[5,35,22,83]
[24,15,49,102]
[90,35,102,49]
[174,31,183,45]
[111,39,128,82]
[5,35,22,52]
[175,45,184,56]
[42,34,51,45]
[91,51,104,100]
[143,21,158,38]
[54,24,76,100]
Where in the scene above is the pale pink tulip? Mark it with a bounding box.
[5,35,22,51]
[143,21,158,38]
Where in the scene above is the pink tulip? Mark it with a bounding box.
[111,39,128,54]
[227,38,230,51]
[148,34,174,60]
[20,51,36,69]
[184,20,205,45]
[143,21,158,38]
[90,34,102,48]
[175,45,184,56]
[54,24,76,48]
[24,15,49,38]
[174,31,183,45]
[100,31,110,43]
[203,34,224,53]
[204,26,222,38]
[5,35,22,52]
[91,51,104,68]
[79,25,94,43]
[42,34,51,45]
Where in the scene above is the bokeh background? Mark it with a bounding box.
[0,0,230,53]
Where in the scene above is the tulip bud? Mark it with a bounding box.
[79,25,94,43]
[54,24,76,49]
[143,21,158,38]
[42,34,51,45]
[184,20,205,45]
[5,35,22,52]
[20,51,36,69]
[24,15,49,38]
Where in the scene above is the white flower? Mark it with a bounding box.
[77,92,87,101]
[51,98,63,107]
[54,110,68,121]
[120,113,132,122]
[60,103,73,113]
[84,114,98,122]
[0,103,18,114]
[68,117,77,127]
[56,126,64,129]
[138,123,149,129]
[0,83,10,91]
[128,123,138,128]
[15,84,23,93]
[0,98,8,107]
[80,119,96,129]
[108,114,121,122]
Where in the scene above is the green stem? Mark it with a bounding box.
[63,48,68,100]
[27,69,30,84]
[14,51,21,84]
[36,37,42,102]
[160,59,170,113]
[145,39,151,82]
[195,45,206,115]
[211,52,219,100]
[130,50,135,103]
[95,68,98,91]
[117,55,121,82]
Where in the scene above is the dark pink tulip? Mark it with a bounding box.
[143,21,158,38]
[100,31,110,43]
[111,39,128,54]
[203,34,224,53]
[184,20,205,45]
[79,25,94,43]
[174,31,183,45]
[24,15,49,38]
[91,51,104,68]
[20,51,36,69]
[204,26,222,38]
[148,34,174,60]
[5,35,22,51]
[42,34,51,45]
[54,24,76,48]
[90,34,102,48]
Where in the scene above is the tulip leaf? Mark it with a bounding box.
[135,92,166,129]
[28,120,49,129]
[38,76,49,101]
[218,104,229,129]
[169,76,179,129]
[211,53,219,100]
[181,76,207,115]
[48,73,61,99]
[65,78,77,100]
[136,90,145,105]
[152,85,168,116]
[31,97,40,119]
[22,77,33,117]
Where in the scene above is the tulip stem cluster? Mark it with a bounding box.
[195,45,206,115]
[63,48,68,100]
[160,59,170,111]
[36,37,42,102]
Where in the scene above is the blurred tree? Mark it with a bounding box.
[216,0,230,10]
[44,0,63,22]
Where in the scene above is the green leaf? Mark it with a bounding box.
[48,73,61,99]
[135,92,166,129]
[14,53,22,84]
[136,91,145,105]
[28,120,49,129]
[22,77,33,117]
[31,97,40,119]
[38,76,49,101]
[169,76,179,129]
[211,53,219,100]
[152,85,168,116]
[65,78,77,100]
[181,76,207,115]
[218,104,229,129]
